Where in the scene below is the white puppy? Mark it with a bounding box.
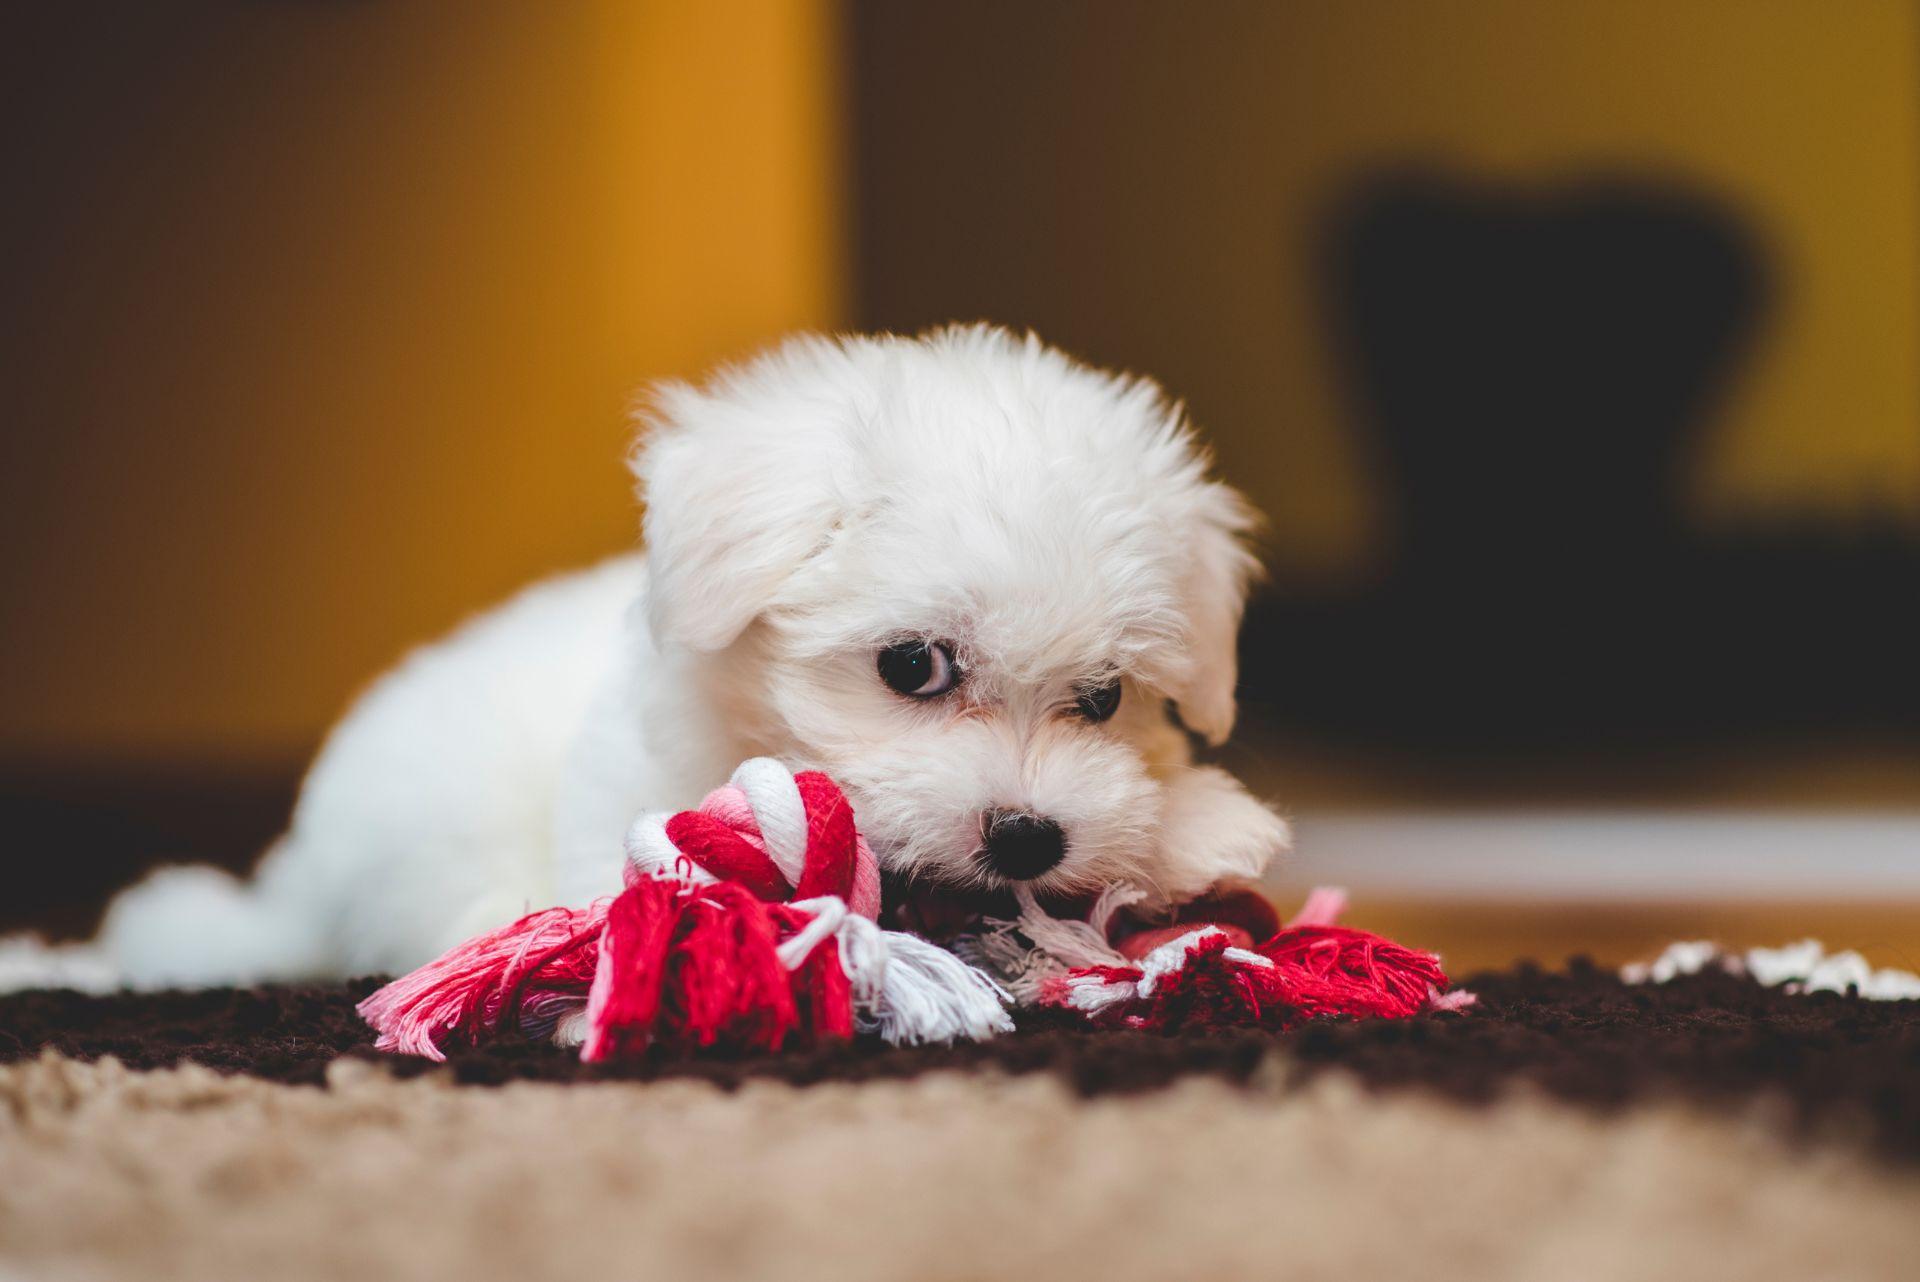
[5,325,1289,991]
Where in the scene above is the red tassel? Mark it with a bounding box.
[577,880,859,1061]
[1044,913,1466,1035]
[1260,924,1447,1021]
[662,882,798,1053]
[772,902,856,1042]
[356,905,602,1060]
[580,877,681,1062]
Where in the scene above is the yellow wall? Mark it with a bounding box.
[1270,0,1920,546]
[0,0,843,764]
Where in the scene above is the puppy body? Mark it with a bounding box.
[6,327,1289,990]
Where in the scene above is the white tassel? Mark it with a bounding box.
[1013,884,1135,968]
[1085,883,1149,940]
[833,913,889,1008]
[1051,971,1138,1015]
[863,930,1012,1045]
[958,918,1061,1002]
[959,883,1150,1002]
[809,911,1012,1045]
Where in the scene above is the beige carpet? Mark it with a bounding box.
[3,1052,1916,1282]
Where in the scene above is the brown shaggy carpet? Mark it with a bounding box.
[3,964,1917,1281]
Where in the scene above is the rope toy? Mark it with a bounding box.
[359,759,1471,1061]
[1015,886,1476,1032]
[359,760,1011,1061]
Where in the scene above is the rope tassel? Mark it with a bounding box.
[1037,888,1474,1033]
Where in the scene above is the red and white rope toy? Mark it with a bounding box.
[359,759,1012,1062]
[360,759,1471,1061]
[1012,886,1474,1033]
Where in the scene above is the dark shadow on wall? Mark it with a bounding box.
[1240,169,1920,751]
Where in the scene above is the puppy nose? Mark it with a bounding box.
[979,810,1067,880]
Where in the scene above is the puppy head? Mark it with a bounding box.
[635,326,1287,904]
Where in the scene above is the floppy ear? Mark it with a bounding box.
[1169,480,1263,746]
[632,374,846,653]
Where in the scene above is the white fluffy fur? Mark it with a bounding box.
[0,326,1290,991]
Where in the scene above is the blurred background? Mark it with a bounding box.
[3,0,1915,971]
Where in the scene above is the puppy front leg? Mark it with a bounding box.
[1154,765,1291,902]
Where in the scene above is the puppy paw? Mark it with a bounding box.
[1154,765,1291,901]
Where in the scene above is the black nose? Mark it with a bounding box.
[979,811,1067,880]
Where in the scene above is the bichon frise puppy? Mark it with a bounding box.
[4,325,1290,991]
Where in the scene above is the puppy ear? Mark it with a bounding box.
[632,368,846,653]
[1169,480,1262,746]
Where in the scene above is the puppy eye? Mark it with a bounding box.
[877,639,961,699]
[1075,678,1122,722]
